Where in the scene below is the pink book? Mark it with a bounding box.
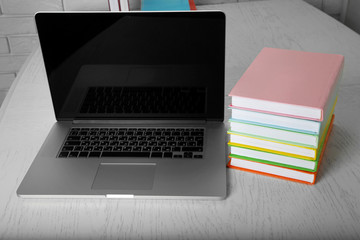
[229,48,344,121]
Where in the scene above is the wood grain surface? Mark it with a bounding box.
[0,1,359,239]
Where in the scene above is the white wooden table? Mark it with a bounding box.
[1,1,360,239]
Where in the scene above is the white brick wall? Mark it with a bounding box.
[0,0,63,14]
[0,0,346,106]
[0,36,9,53]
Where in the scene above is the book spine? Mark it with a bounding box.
[189,0,197,10]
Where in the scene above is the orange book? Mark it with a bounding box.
[227,115,334,185]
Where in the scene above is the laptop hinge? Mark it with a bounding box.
[72,119,207,124]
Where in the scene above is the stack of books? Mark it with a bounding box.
[227,48,344,184]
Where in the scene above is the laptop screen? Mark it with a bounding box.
[35,12,225,121]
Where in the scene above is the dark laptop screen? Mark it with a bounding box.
[35,12,225,120]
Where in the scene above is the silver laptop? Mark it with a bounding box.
[17,11,226,199]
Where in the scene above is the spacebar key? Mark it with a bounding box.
[101,152,150,157]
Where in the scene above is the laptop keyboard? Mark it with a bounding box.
[58,127,204,158]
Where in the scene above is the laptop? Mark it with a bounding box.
[17,11,226,199]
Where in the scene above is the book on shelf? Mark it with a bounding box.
[228,115,334,172]
[108,0,130,11]
[141,0,196,11]
[108,0,120,11]
[228,111,334,160]
[228,97,336,148]
[229,47,344,121]
[227,115,334,184]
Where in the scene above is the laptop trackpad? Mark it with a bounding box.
[92,163,156,190]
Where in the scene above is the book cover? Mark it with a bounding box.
[227,115,334,184]
[228,115,333,172]
[229,48,343,121]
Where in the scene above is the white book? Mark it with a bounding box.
[119,0,130,11]
[229,120,318,148]
[108,0,120,11]
[231,107,320,134]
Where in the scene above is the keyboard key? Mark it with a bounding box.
[74,146,83,151]
[89,152,101,157]
[143,147,152,152]
[172,147,181,152]
[157,136,166,141]
[194,155,203,158]
[162,146,171,152]
[113,146,123,151]
[119,141,129,146]
[173,154,182,158]
[148,141,157,146]
[176,137,184,141]
[93,146,103,151]
[101,152,150,157]
[152,147,161,152]
[58,152,69,158]
[123,146,132,151]
[129,141,138,146]
[67,136,81,141]
[139,141,148,146]
[166,136,175,141]
[103,146,113,151]
[68,151,79,157]
[133,146,142,151]
[184,152,193,158]
[164,152,173,158]
[81,141,91,146]
[185,137,194,141]
[64,141,81,146]
[62,146,73,151]
[191,132,204,136]
[83,146,93,151]
[182,147,203,152]
[168,141,176,146]
[79,152,89,157]
[151,152,163,158]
